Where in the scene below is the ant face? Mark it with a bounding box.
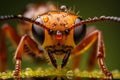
[32,12,86,49]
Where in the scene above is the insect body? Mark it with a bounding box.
[0,3,120,79]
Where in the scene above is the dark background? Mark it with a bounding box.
[0,0,120,71]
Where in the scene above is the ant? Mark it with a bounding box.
[0,2,120,80]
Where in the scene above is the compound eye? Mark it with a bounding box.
[74,17,86,44]
[32,17,44,45]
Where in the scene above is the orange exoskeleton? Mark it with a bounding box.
[0,2,120,79]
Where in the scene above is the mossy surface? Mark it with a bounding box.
[0,67,120,80]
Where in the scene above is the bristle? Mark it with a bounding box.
[76,11,80,15]
[72,5,76,13]
[68,7,72,12]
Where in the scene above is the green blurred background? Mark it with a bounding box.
[0,0,120,71]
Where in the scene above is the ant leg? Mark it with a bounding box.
[14,34,43,78]
[97,31,113,79]
[72,56,81,69]
[87,42,97,71]
[71,30,112,79]
[72,42,97,70]
[85,26,98,71]
[72,26,96,69]
[0,24,21,72]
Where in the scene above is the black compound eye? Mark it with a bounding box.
[32,17,44,45]
[74,17,86,44]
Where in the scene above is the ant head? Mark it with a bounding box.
[31,11,86,44]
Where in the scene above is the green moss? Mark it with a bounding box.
[0,67,120,79]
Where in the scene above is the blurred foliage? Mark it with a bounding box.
[0,0,120,71]
[0,67,120,79]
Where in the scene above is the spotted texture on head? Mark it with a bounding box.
[40,11,77,31]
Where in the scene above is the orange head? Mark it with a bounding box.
[32,11,86,55]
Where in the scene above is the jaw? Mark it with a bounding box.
[46,46,72,68]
